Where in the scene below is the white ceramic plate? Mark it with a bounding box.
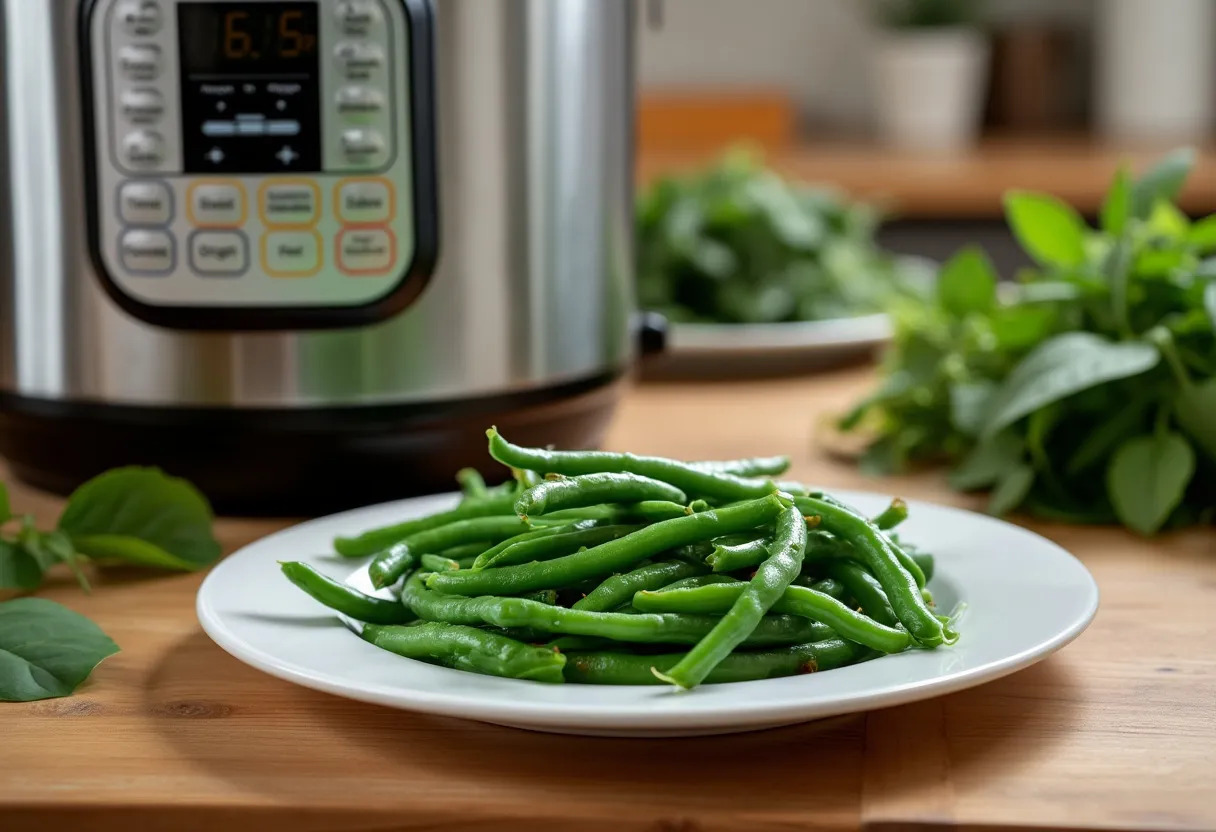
[645,315,892,379]
[197,490,1098,737]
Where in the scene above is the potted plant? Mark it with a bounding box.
[871,0,990,152]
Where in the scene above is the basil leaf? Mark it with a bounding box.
[0,597,119,701]
[0,539,43,590]
[1131,148,1195,221]
[949,380,997,436]
[987,463,1035,517]
[0,482,10,526]
[1107,433,1196,535]
[58,467,221,571]
[1146,200,1190,241]
[980,333,1160,439]
[1176,379,1216,462]
[949,431,1024,491]
[1005,191,1087,268]
[1188,215,1216,253]
[1100,166,1131,236]
[937,247,997,317]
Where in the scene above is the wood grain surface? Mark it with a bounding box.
[2,368,1214,832]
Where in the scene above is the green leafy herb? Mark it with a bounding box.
[843,149,1216,532]
[0,598,119,701]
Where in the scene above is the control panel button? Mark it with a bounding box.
[263,231,322,277]
[336,86,385,118]
[121,87,164,125]
[261,182,320,227]
[121,130,165,168]
[337,179,394,224]
[117,0,162,36]
[120,229,174,274]
[338,228,396,275]
[341,129,388,166]
[335,41,385,78]
[118,180,172,225]
[188,182,246,227]
[336,0,383,35]
[118,44,162,81]
[189,231,249,276]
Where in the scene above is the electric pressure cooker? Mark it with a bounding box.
[0,0,645,513]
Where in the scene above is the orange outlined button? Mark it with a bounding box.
[187,180,246,228]
[262,230,322,277]
[335,177,394,225]
[259,179,321,228]
[337,227,395,275]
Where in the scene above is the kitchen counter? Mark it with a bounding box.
[2,368,1214,832]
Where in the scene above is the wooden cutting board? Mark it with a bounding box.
[2,368,1214,832]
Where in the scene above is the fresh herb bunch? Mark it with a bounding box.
[0,468,221,701]
[842,149,1216,535]
[637,150,922,324]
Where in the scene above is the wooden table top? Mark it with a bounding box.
[3,368,1214,832]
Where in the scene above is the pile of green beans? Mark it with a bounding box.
[281,429,958,690]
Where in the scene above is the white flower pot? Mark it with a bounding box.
[872,29,990,152]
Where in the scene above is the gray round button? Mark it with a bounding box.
[336,0,382,35]
[122,130,165,169]
[119,180,173,226]
[121,87,165,124]
[118,0,162,36]
[118,44,162,81]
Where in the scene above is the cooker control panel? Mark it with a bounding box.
[83,0,437,329]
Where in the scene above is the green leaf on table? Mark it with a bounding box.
[979,333,1160,439]
[0,597,118,701]
[0,539,43,591]
[1188,216,1216,253]
[1100,166,1131,236]
[987,463,1035,517]
[949,431,1024,491]
[1131,148,1195,221]
[949,380,997,436]
[1107,432,1196,535]
[1176,379,1216,462]
[57,467,220,571]
[1004,191,1087,268]
[937,247,997,317]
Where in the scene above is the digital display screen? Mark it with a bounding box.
[178,3,322,173]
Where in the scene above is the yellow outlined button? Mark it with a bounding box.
[186,180,246,228]
[259,179,321,228]
[261,230,323,278]
[335,177,395,225]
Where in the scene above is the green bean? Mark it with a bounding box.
[537,501,690,524]
[828,561,898,627]
[426,494,787,597]
[631,501,695,522]
[573,560,707,612]
[488,428,778,501]
[706,537,770,572]
[280,561,415,625]
[807,576,847,599]
[872,498,908,531]
[655,503,808,689]
[909,550,935,583]
[334,491,517,557]
[360,622,565,683]
[421,553,461,572]
[564,638,865,685]
[472,522,591,567]
[369,516,532,589]
[516,473,687,518]
[439,542,492,563]
[456,467,488,498]
[547,635,615,652]
[632,583,911,654]
[475,525,643,570]
[796,496,944,646]
[522,589,559,605]
[689,455,791,477]
[659,574,741,591]
[402,573,831,644]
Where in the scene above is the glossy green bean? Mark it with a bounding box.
[420,553,461,572]
[632,582,911,654]
[360,622,565,683]
[426,494,787,597]
[521,589,558,605]
[516,473,687,518]
[488,428,778,501]
[795,496,944,646]
[572,559,707,612]
[439,542,493,563]
[334,491,517,557]
[705,537,770,572]
[827,561,898,627]
[908,550,935,583]
[456,468,487,498]
[369,516,532,589]
[808,576,847,599]
[656,503,808,688]
[475,525,643,570]
[688,455,791,477]
[564,638,865,685]
[658,574,741,591]
[280,561,414,625]
[872,498,908,531]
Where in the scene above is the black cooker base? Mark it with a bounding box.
[0,372,624,516]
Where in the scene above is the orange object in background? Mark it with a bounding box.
[637,90,796,154]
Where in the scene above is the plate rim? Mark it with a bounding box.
[197,489,1099,731]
